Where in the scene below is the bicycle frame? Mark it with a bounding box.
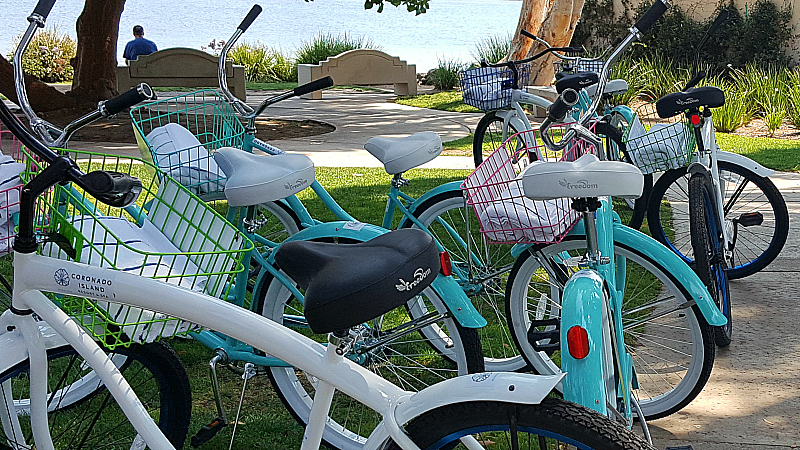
[1,251,561,450]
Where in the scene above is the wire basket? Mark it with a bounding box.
[622,101,696,174]
[459,63,532,112]
[555,59,606,78]
[0,184,22,254]
[130,89,245,197]
[462,126,595,244]
[20,147,253,349]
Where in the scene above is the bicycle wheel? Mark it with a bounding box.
[688,173,732,347]
[402,190,526,372]
[592,120,651,230]
[0,340,191,449]
[472,111,521,167]
[380,398,656,450]
[647,162,788,279]
[505,236,715,420]
[258,272,484,450]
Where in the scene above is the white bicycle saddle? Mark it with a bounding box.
[364,131,442,174]
[584,79,629,98]
[521,153,643,201]
[213,147,316,206]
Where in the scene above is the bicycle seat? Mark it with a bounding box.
[213,147,315,206]
[555,72,599,94]
[364,131,443,174]
[275,229,440,334]
[656,86,725,119]
[521,153,643,201]
[584,79,629,97]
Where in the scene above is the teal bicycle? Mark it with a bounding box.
[465,0,728,425]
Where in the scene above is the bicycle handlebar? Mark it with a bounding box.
[102,84,155,116]
[634,0,669,34]
[237,4,262,31]
[547,88,579,123]
[31,0,57,22]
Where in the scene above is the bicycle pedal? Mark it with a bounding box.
[735,212,763,227]
[191,416,227,447]
[527,318,560,356]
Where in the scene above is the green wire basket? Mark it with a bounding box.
[622,101,696,175]
[129,89,245,198]
[20,147,253,349]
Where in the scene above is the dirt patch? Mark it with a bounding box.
[33,113,334,143]
[728,118,800,140]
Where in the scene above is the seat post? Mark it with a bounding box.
[572,197,602,267]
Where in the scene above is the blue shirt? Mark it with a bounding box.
[123,37,158,62]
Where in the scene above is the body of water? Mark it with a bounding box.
[1,0,522,72]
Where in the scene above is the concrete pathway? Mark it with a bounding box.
[6,88,800,449]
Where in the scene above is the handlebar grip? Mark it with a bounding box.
[237,4,262,32]
[634,0,669,34]
[31,0,57,20]
[294,76,334,97]
[547,89,579,122]
[683,70,706,91]
[102,83,155,116]
[520,29,536,40]
[706,9,729,37]
[566,47,585,54]
[80,171,143,208]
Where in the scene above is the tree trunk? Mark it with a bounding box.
[0,54,74,112]
[70,0,126,102]
[507,0,554,61]
[508,0,586,86]
[528,0,585,85]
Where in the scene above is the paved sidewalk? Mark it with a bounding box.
[7,88,800,449]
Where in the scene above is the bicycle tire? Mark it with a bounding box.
[401,189,527,372]
[0,340,191,450]
[256,268,484,450]
[688,172,732,347]
[647,162,788,279]
[592,120,651,230]
[505,235,716,420]
[472,111,521,167]
[380,398,657,450]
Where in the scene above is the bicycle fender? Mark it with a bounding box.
[270,221,487,328]
[612,224,727,326]
[510,224,727,326]
[717,151,773,177]
[430,273,487,328]
[560,270,608,415]
[363,372,565,450]
[399,181,464,226]
[610,105,635,123]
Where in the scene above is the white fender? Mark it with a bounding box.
[493,109,531,139]
[718,150,773,177]
[363,372,565,450]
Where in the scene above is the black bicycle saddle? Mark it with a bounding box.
[555,72,599,94]
[656,86,725,119]
[274,229,440,334]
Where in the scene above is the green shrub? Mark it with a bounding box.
[471,34,511,65]
[787,69,800,128]
[9,26,76,83]
[295,33,379,67]
[609,55,646,105]
[708,77,754,132]
[577,0,794,71]
[229,42,294,83]
[638,53,688,101]
[428,58,464,91]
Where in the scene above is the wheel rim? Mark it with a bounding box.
[474,115,520,167]
[507,238,710,417]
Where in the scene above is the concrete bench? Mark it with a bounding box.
[297,49,416,100]
[117,48,247,101]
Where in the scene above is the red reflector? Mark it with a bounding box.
[690,114,701,125]
[439,251,452,277]
[567,326,590,359]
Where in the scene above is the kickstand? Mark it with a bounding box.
[228,362,256,450]
[630,394,652,445]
